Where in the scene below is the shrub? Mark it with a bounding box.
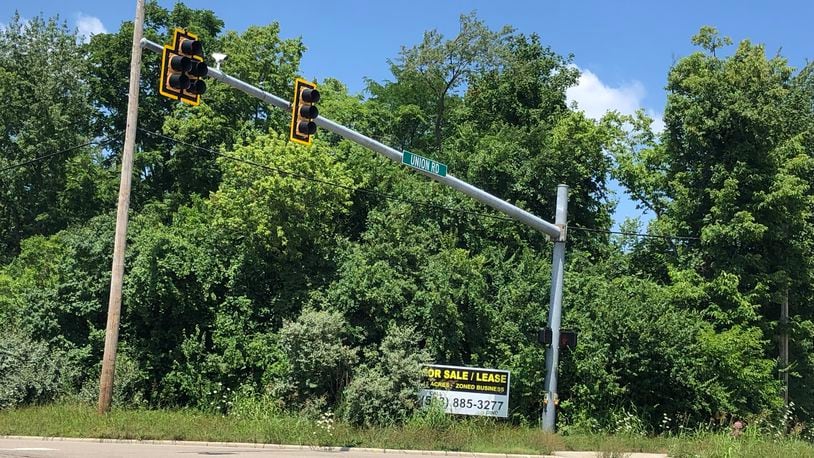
[272,308,357,410]
[0,331,63,409]
[562,264,780,430]
[76,352,148,408]
[229,386,283,421]
[340,325,430,426]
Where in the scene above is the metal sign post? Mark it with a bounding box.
[542,184,568,431]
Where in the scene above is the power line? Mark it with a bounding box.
[137,128,521,225]
[0,139,112,173]
[570,225,700,241]
[138,129,700,243]
[0,132,704,244]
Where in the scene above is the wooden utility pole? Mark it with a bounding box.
[98,0,145,414]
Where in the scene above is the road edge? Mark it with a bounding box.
[0,436,668,458]
[0,435,556,458]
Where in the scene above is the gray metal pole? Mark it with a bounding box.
[139,38,561,240]
[782,287,789,405]
[99,0,145,414]
[542,184,568,431]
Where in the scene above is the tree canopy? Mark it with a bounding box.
[2,5,812,432]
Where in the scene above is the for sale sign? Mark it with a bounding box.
[418,364,510,418]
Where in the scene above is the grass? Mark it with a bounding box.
[664,432,814,458]
[0,403,565,454]
[1,403,814,457]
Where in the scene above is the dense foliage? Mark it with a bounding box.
[2,2,812,433]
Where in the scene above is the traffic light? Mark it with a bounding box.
[538,327,553,346]
[560,330,577,349]
[159,28,208,106]
[289,78,320,145]
[537,327,578,349]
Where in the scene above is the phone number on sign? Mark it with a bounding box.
[420,393,504,411]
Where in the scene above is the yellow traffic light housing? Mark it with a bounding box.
[289,78,320,145]
[159,28,208,106]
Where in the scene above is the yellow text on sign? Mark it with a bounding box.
[475,372,508,384]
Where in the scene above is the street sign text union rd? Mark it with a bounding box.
[402,150,447,177]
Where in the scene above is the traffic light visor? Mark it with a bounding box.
[169,73,190,90]
[188,79,207,95]
[189,61,208,78]
[170,55,192,72]
[299,105,318,118]
[297,121,317,135]
[301,87,320,104]
[180,38,203,57]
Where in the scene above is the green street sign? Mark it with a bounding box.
[402,150,447,177]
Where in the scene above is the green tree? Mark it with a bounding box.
[614,27,814,414]
[441,30,620,252]
[122,131,357,404]
[462,33,578,132]
[210,133,356,315]
[0,13,101,261]
[367,12,512,153]
[0,214,117,398]
[561,253,780,429]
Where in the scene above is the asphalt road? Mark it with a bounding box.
[0,438,532,458]
[0,438,669,458]
[1,438,386,458]
[0,438,402,458]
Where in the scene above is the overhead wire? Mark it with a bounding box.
[138,128,699,243]
[0,138,113,173]
[569,225,700,241]
[0,131,698,242]
[137,128,520,224]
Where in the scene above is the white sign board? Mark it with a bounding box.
[418,364,510,418]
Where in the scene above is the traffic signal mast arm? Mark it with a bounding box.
[141,37,562,241]
[142,36,568,432]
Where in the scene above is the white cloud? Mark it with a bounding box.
[648,111,666,134]
[566,67,664,133]
[566,67,666,227]
[75,13,107,43]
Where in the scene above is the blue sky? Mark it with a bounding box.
[3,1,813,225]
